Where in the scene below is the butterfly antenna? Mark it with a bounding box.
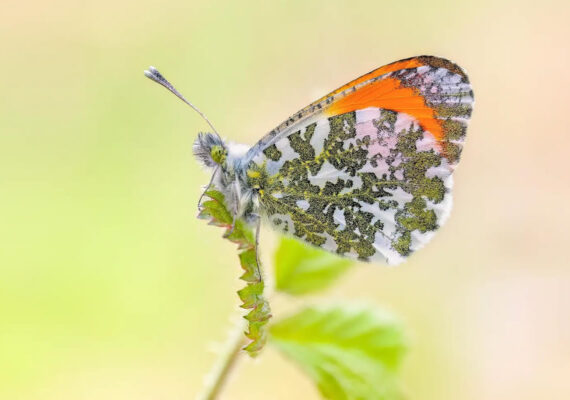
[144,66,220,136]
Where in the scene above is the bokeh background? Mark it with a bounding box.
[1,0,569,399]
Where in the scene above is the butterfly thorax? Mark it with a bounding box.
[194,132,259,223]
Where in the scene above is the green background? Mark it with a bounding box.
[1,0,569,399]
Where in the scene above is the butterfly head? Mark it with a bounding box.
[193,132,255,222]
[193,132,228,168]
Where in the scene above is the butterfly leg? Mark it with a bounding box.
[254,214,263,282]
[197,165,220,211]
[227,197,241,236]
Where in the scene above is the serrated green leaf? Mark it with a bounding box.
[203,189,226,204]
[244,301,272,322]
[225,220,254,245]
[243,329,267,353]
[275,237,354,295]
[238,249,260,282]
[270,304,407,400]
[199,194,233,225]
[199,189,271,357]
[237,281,264,308]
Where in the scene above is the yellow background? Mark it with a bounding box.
[1,0,569,399]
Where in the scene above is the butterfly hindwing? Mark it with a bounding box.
[245,56,472,264]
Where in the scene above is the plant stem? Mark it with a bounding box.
[196,322,247,400]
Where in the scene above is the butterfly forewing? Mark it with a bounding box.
[245,56,473,264]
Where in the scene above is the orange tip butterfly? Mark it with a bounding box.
[145,56,473,265]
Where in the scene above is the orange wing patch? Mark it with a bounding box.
[313,58,423,105]
[326,77,444,143]
[252,56,470,162]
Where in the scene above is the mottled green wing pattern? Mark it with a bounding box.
[245,59,472,264]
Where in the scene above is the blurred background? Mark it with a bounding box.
[1,0,569,399]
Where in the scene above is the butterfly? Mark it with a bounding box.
[145,56,473,265]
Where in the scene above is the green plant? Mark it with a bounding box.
[197,190,408,400]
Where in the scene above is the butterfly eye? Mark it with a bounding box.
[210,145,227,165]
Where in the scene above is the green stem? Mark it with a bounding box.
[196,322,247,400]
